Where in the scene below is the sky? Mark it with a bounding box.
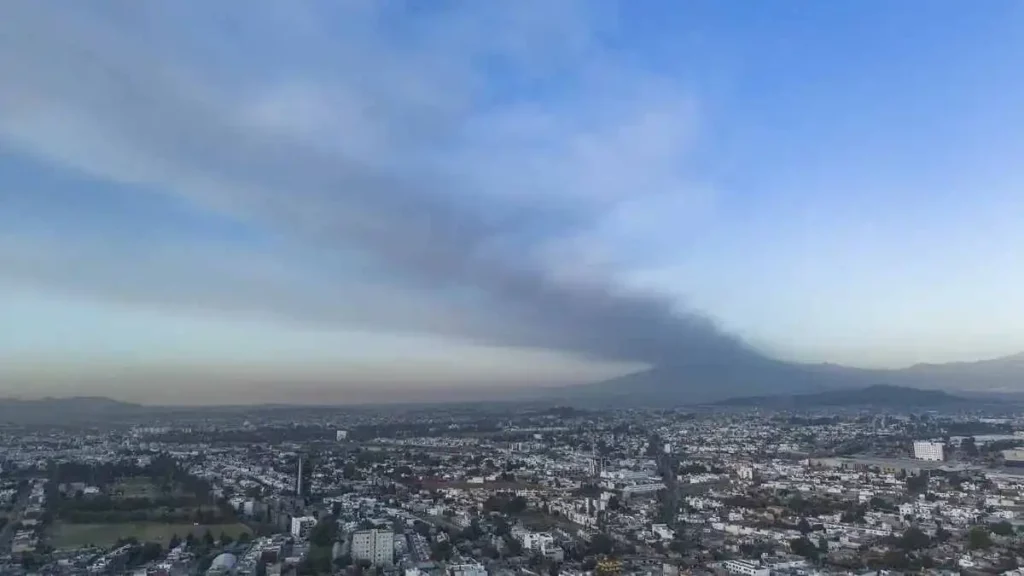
[2,1,1024,404]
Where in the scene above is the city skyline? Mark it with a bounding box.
[3,1,1024,402]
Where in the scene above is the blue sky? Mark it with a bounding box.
[2,1,1023,403]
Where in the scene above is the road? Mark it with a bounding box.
[0,488,30,553]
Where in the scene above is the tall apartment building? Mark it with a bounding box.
[351,529,394,567]
[291,516,317,540]
[913,441,945,461]
[296,455,314,499]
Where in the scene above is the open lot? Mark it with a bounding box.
[50,522,251,549]
[111,478,162,500]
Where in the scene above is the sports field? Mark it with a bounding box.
[50,522,251,549]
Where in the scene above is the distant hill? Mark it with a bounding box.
[715,384,964,408]
[563,357,837,406]
[561,351,1024,406]
[894,352,1024,392]
[3,351,1022,416]
[0,396,144,424]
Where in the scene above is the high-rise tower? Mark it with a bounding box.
[295,455,313,498]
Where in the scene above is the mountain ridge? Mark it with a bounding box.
[714,384,964,408]
[564,351,1024,406]
[0,396,144,425]
[1,352,1022,415]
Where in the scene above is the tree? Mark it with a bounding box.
[841,504,867,524]
[494,516,510,536]
[237,532,252,544]
[220,531,234,546]
[869,497,893,512]
[185,533,196,547]
[296,558,316,575]
[880,550,910,570]
[505,535,524,556]
[169,534,182,550]
[657,491,677,526]
[414,521,432,537]
[431,541,453,562]
[991,521,1014,536]
[900,527,930,551]
[607,495,621,511]
[310,517,339,547]
[460,519,483,541]
[789,537,819,559]
[906,473,929,494]
[503,496,528,515]
[309,544,334,574]
[969,526,993,550]
[962,436,979,457]
[343,462,359,480]
[997,555,1020,573]
[483,496,503,513]
[197,554,215,573]
[817,536,828,553]
[646,434,663,457]
[140,542,163,563]
[587,534,613,556]
[797,518,812,535]
[203,529,215,547]
[20,553,41,570]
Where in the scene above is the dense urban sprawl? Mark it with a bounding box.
[3,405,1024,575]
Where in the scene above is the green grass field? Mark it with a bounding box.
[111,478,161,500]
[51,522,252,549]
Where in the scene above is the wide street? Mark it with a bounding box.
[0,488,30,553]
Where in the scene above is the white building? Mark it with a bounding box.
[291,516,317,540]
[449,563,488,576]
[913,441,945,461]
[651,524,675,540]
[621,482,666,497]
[519,531,555,554]
[352,529,394,566]
[721,560,770,576]
[207,553,238,576]
[1003,449,1024,465]
[337,430,349,441]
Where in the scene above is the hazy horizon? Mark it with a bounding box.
[3,1,1024,404]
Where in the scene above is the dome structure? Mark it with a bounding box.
[208,552,238,573]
